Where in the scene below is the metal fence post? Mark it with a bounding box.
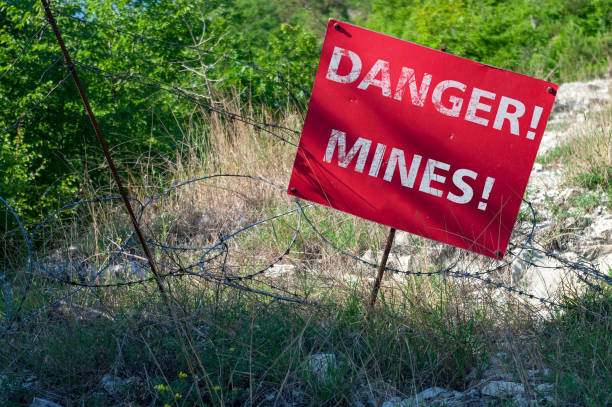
[40,0,168,298]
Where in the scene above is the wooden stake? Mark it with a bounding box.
[365,227,396,320]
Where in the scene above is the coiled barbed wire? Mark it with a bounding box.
[1,7,610,340]
[2,177,610,341]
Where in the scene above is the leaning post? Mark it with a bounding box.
[365,227,396,320]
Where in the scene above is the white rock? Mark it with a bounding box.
[381,397,409,407]
[29,399,64,407]
[267,264,295,278]
[553,79,611,113]
[525,369,544,378]
[128,261,149,278]
[388,254,412,270]
[465,368,478,382]
[512,394,530,406]
[414,386,448,400]
[305,353,336,380]
[535,383,554,393]
[511,249,577,301]
[463,388,480,398]
[393,231,412,247]
[386,387,463,406]
[480,381,524,398]
[540,78,611,154]
[586,214,612,241]
[101,374,136,394]
[362,249,377,264]
[597,252,612,273]
[579,244,612,261]
[527,167,563,190]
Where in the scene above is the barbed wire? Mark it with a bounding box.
[2,175,610,341]
[0,70,72,136]
[1,9,610,339]
[55,11,312,97]
[73,60,301,146]
[0,20,49,81]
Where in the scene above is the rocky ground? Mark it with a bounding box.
[267,78,611,407]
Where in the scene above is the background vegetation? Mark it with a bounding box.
[1,0,612,221]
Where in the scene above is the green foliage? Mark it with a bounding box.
[364,0,612,82]
[0,1,82,220]
[0,0,318,222]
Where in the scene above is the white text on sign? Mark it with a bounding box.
[323,129,496,211]
[326,46,544,140]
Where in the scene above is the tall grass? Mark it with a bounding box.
[1,99,610,406]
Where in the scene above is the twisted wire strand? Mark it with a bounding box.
[0,20,49,81]
[0,71,71,136]
[56,12,312,96]
[74,60,301,146]
[296,201,610,320]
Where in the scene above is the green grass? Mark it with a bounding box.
[535,144,574,166]
[539,290,612,406]
[0,277,493,406]
[3,272,609,406]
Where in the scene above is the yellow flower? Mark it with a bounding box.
[229,347,236,352]
[163,405,171,407]
[154,384,169,392]
[214,385,221,391]
[178,371,188,379]
[174,393,182,399]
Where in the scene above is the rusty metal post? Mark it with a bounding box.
[365,227,396,320]
[40,0,168,297]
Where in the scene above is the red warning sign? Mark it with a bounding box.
[288,20,557,258]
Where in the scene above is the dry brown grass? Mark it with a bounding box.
[554,107,611,191]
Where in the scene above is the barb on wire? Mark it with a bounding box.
[0,173,312,337]
[296,200,611,320]
[1,6,610,341]
[73,60,301,146]
[2,173,611,338]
